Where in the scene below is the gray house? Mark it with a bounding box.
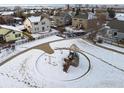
[107,19,124,41]
[53,12,72,27]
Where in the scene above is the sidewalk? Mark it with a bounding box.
[96,43,124,55]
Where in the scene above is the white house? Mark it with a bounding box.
[24,16,51,33]
[88,12,97,20]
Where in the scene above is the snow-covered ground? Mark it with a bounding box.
[97,42,124,53]
[0,36,124,87]
[0,35,63,63]
[65,26,85,32]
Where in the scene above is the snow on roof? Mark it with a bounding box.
[13,17,22,20]
[115,13,124,21]
[65,27,85,32]
[28,16,41,23]
[15,25,25,30]
[0,25,22,32]
[50,16,54,18]
[1,11,14,16]
[30,10,35,14]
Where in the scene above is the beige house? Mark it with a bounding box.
[24,16,51,33]
[72,13,89,29]
[0,25,23,43]
[72,13,98,30]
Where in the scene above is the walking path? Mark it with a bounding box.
[0,36,124,70]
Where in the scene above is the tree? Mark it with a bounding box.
[14,6,23,17]
[0,16,6,24]
[91,8,95,13]
[107,8,115,18]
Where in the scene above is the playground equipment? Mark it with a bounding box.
[63,44,79,73]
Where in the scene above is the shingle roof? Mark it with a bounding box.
[73,13,88,19]
[0,25,22,32]
[28,16,41,23]
[107,19,124,33]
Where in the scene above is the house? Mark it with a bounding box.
[1,11,14,16]
[13,17,23,25]
[0,25,23,43]
[106,19,124,40]
[24,16,51,33]
[53,12,72,27]
[72,12,98,30]
[0,16,23,26]
[72,12,88,29]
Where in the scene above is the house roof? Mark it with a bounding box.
[13,17,22,20]
[0,25,22,32]
[15,25,25,30]
[73,13,88,19]
[28,16,41,23]
[107,19,124,33]
[115,13,124,21]
[1,11,14,16]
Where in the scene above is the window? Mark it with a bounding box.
[79,20,82,21]
[13,31,15,34]
[42,22,45,25]
[74,19,77,20]
[113,32,117,36]
[0,35,4,41]
[34,22,38,25]
[42,27,45,31]
[47,26,49,28]
[37,28,39,31]
[61,18,63,20]
[15,34,21,38]
[28,26,31,28]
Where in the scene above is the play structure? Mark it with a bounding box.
[63,44,79,73]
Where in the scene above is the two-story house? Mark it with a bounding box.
[53,12,72,27]
[0,25,23,43]
[24,16,51,33]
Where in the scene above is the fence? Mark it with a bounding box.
[0,32,59,54]
[15,32,59,46]
[103,37,124,48]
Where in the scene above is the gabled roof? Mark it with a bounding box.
[107,19,124,33]
[0,25,22,32]
[73,13,88,19]
[28,16,41,23]
[1,11,14,16]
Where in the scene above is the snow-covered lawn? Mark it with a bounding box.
[0,37,124,87]
[0,35,63,63]
[97,42,124,53]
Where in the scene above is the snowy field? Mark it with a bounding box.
[0,35,63,63]
[97,42,124,53]
[0,36,124,87]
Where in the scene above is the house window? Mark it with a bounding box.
[47,26,49,28]
[42,22,45,25]
[113,32,117,36]
[15,34,21,38]
[0,35,4,41]
[34,22,38,25]
[13,31,15,34]
[74,19,77,20]
[42,27,45,31]
[28,26,31,28]
[61,18,63,20]
[35,28,37,31]
[37,27,39,31]
[79,20,82,21]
